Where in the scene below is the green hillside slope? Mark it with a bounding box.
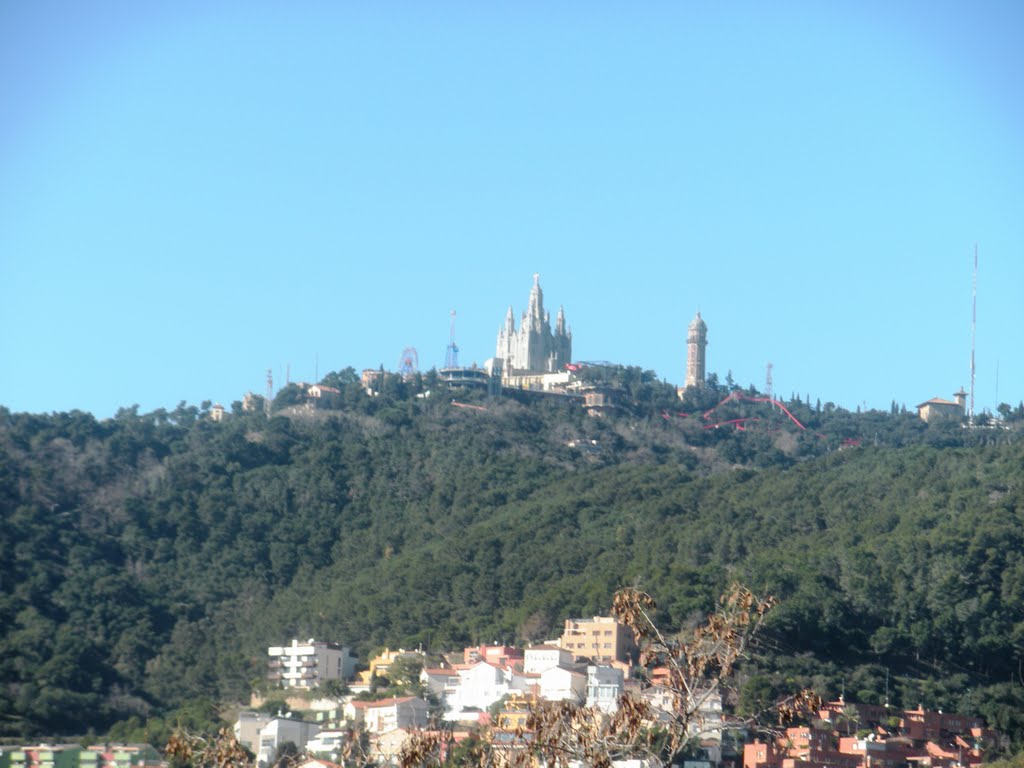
[2,373,1022,741]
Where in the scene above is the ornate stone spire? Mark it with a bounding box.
[526,272,544,330]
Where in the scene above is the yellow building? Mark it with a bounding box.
[558,616,637,665]
[496,692,539,730]
[356,648,425,686]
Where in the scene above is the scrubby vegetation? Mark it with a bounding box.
[2,368,1022,745]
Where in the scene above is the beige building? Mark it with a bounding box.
[916,388,967,423]
[685,311,708,389]
[558,616,637,665]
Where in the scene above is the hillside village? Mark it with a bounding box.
[223,611,999,768]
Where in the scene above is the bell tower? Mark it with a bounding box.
[685,311,707,388]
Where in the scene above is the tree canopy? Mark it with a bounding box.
[1,369,1022,743]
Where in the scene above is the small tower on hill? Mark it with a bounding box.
[685,311,707,389]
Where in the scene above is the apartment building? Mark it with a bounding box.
[558,616,637,665]
[267,638,357,689]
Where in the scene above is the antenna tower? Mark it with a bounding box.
[265,368,273,416]
[970,244,977,422]
[765,362,774,402]
[445,309,459,369]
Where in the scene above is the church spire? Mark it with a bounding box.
[526,272,544,329]
[496,275,571,375]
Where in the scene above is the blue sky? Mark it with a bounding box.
[2,1,1021,418]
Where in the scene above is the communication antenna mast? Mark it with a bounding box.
[970,244,977,423]
[265,368,273,416]
[765,362,774,402]
[445,309,459,369]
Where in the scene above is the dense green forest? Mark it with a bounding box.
[2,368,1023,747]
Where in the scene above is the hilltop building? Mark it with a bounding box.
[916,388,967,423]
[495,274,572,377]
[685,311,708,389]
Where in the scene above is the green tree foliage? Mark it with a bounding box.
[0,376,1022,743]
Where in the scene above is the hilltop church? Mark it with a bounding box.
[494,274,572,376]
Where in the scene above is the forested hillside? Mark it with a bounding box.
[2,370,1023,744]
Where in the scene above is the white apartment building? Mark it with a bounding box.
[255,716,321,767]
[267,638,357,689]
[304,729,349,759]
[586,665,625,713]
[344,696,430,734]
[538,666,587,702]
[523,644,574,674]
[444,661,513,720]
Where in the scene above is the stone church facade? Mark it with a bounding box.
[495,274,572,375]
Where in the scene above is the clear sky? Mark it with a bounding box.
[2,1,1022,418]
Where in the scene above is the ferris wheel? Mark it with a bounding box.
[398,347,419,379]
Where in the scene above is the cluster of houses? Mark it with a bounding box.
[744,699,997,768]
[0,615,997,768]
[246,617,674,766]
[240,619,998,768]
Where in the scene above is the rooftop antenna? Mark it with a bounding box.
[315,353,319,384]
[445,309,459,368]
[970,244,977,423]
